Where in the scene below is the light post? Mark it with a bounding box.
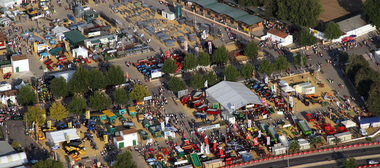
[286,145,289,167]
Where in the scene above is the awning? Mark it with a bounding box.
[91,40,101,44]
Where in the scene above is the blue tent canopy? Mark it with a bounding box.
[50,40,56,44]
[41,52,49,56]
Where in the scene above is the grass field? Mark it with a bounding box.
[319,0,364,22]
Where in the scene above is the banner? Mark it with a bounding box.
[68,122,72,128]
[266,136,271,145]
[104,134,108,144]
[195,47,199,57]
[204,80,208,88]
[289,96,294,108]
[254,137,259,146]
[265,77,269,84]
[197,124,220,132]
[248,119,252,128]
[161,122,165,131]
[252,71,255,78]
[166,50,170,58]
[66,134,70,143]
[165,117,170,124]
[47,120,51,129]
[258,130,261,138]
[262,98,267,106]
[184,41,188,51]
[233,124,237,132]
[86,110,90,119]
[208,42,212,55]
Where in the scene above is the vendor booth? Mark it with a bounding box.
[163,126,177,139]
[334,132,352,141]
[72,47,89,58]
[45,128,80,150]
[360,117,380,129]
[293,83,315,94]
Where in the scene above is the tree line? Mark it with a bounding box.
[343,54,380,116]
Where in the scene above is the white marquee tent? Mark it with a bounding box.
[281,86,295,93]
[341,120,356,128]
[206,81,262,112]
[51,26,70,41]
[46,128,80,147]
[72,47,89,58]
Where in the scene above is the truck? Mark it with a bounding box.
[37,43,51,53]
[150,69,162,78]
[372,49,380,65]
[298,120,312,135]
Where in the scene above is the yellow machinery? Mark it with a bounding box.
[64,141,86,155]
[36,122,45,141]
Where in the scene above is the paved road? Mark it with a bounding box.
[241,146,380,168]
[312,156,380,168]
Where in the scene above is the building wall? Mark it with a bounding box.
[12,59,29,72]
[123,133,138,146]
[261,33,293,47]
[310,24,376,43]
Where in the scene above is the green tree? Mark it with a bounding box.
[354,67,380,99]
[25,105,46,125]
[346,55,370,82]
[112,150,137,168]
[362,0,380,28]
[343,157,357,168]
[69,66,89,95]
[324,21,342,40]
[244,41,260,58]
[332,137,342,145]
[168,77,186,93]
[49,102,69,121]
[277,0,323,27]
[338,52,349,64]
[263,0,277,18]
[258,59,274,76]
[32,159,64,168]
[205,72,219,86]
[88,68,106,91]
[238,0,263,6]
[105,65,126,86]
[162,58,177,74]
[297,28,318,46]
[89,91,112,111]
[67,95,87,116]
[310,136,323,148]
[190,74,206,89]
[197,52,211,66]
[130,85,150,102]
[113,88,129,106]
[182,53,197,71]
[17,85,38,106]
[289,140,301,152]
[212,44,230,65]
[50,77,68,99]
[11,141,20,149]
[367,83,380,116]
[293,53,308,66]
[224,65,240,81]
[240,63,254,79]
[274,55,289,74]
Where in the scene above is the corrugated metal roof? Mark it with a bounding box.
[220,8,248,19]
[206,3,232,13]
[0,141,16,157]
[189,0,218,7]
[237,15,264,25]
[63,30,87,44]
[206,81,262,112]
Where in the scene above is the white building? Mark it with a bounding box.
[261,29,293,47]
[162,10,175,20]
[72,47,89,58]
[83,34,118,48]
[0,90,18,105]
[293,82,315,94]
[11,54,29,73]
[113,128,138,148]
[311,13,376,43]
[0,0,22,9]
[51,26,70,41]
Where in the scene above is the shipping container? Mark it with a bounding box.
[241,153,252,162]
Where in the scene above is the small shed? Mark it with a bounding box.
[293,82,315,94]
[297,139,310,150]
[188,33,197,42]
[113,128,138,148]
[163,126,177,139]
[359,117,380,129]
[72,46,89,58]
[261,29,293,47]
[11,54,29,73]
[334,132,352,141]
[162,10,175,20]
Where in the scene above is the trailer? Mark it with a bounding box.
[196,104,208,112]
[103,110,117,123]
[192,92,203,101]
[181,95,190,105]
[290,116,299,126]
[305,113,315,122]
[128,106,136,117]
[195,112,207,119]
[206,109,220,115]
[192,100,202,107]
[268,127,279,141]
[298,120,312,135]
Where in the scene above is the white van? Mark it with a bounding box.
[359,129,368,136]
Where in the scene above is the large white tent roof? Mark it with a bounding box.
[206,81,262,112]
[46,128,80,145]
[51,26,70,34]
[342,120,356,128]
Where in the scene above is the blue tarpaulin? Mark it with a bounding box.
[50,40,56,45]
[41,52,49,56]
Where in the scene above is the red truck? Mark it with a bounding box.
[196,104,208,112]
[207,108,220,115]
[192,100,202,108]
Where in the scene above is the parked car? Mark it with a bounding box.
[368,159,379,165]
[359,129,368,136]
[226,141,238,147]
[224,147,233,154]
